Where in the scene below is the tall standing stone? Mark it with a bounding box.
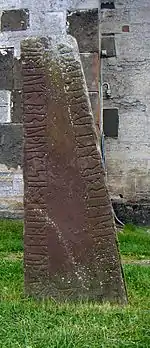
[22,36,127,302]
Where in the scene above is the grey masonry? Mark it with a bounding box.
[0,0,100,218]
[101,0,150,224]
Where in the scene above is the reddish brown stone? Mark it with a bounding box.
[80,53,99,92]
[22,37,127,303]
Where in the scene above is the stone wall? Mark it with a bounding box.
[100,0,150,223]
[0,0,100,218]
[0,0,149,224]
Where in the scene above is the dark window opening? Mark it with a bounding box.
[1,9,29,32]
[103,108,119,138]
[101,35,116,58]
[101,1,115,9]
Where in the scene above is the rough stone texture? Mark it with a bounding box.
[0,168,23,216]
[112,201,150,226]
[0,0,99,11]
[0,90,11,123]
[11,90,23,123]
[0,4,67,216]
[13,58,22,90]
[0,1,101,217]
[0,124,23,168]
[89,92,100,127]
[1,9,29,31]
[101,0,150,207]
[0,12,66,54]
[0,48,13,90]
[80,53,99,92]
[101,35,116,58]
[67,9,99,52]
[22,37,126,303]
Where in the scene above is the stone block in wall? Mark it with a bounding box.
[130,7,150,24]
[70,0,99,10]
[0,124,23,168]
[31,11,66,35]
[80,53,99,92]
[0,48,13,90]
[11,90,23,123]
[0,0,99,11]
[0,90,11,123]
[118,109,148,143]
[106,174,125,199]
[0,169,23,217]
[0,170,23,197]
[103,60,150,102]
[67,9,99,52]
[135,175,150,200]
[1,9,29,32]
[116,33,150,61]
[100,8,130,34]
[123,175,137,200]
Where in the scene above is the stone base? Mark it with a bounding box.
[112,200,150,226]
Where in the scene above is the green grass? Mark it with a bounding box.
[118,223,150,260]
[0,219,23,253]
[0,220,150,348]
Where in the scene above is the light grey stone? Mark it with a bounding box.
[101,0,150,203]
[0,91,11,123]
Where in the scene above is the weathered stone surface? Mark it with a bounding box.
[101,1,150,204]
[13,58,22,90]
[67,10,99,52]
[0,90,11,123]
[0,124,23,168]
[22,36,126,303]
[1,9,29,31]
[80,53,99,92]
[11,90,23,123]
[0,48,13,90]
[89,92,100,126]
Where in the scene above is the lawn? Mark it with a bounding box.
[0,220,150,348]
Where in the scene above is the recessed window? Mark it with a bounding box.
[1,9,29,32]
[101,1,115,9]
[101,35,116,58]
[122,25,130,32]
[103,109,119,138]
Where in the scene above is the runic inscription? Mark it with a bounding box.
[22,37,127,303]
